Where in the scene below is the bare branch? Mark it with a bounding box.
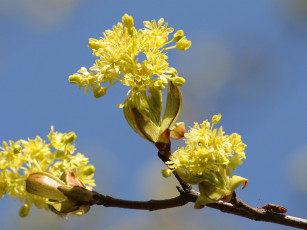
[89,189,307,229]
[94,193,189,211]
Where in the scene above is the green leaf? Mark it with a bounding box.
[131,108,160,143]
[147,87,163,125]
[229,175,248,192]
[160,82,182,134]
[123,99,147,140]
[49,200,79,214]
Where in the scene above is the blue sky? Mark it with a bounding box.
[1,0,307,229]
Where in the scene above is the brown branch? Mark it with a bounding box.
[75,144,307,229]
[207,198,307,229]
[94,193,189,211]
[155,145,307,229]
[88,188,307,229]
[89,189,307,229]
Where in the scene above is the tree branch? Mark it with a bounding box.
[89,188,307,229]
[76,144,307,229]
[155,145,307,229]
[94,193,189,211]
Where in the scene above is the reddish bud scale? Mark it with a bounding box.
[262,204,287,213]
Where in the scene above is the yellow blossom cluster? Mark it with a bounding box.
[163,114,247,208]
[69,14,191,100]
[0,127,95,217]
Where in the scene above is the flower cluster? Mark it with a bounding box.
[0,127,95,217]
[162,114,247,208]
[69,14,191,102]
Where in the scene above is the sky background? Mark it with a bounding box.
[1,0,307,229]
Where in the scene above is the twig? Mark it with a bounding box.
[89,189,307,229]
[94,192,189,211]
[155,145,307,229]
[76,143,307,229]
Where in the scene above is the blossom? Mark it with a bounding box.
[68,14,191,144]
[0,127,95,217]
[69,14,191,106]
[162,114,247,208]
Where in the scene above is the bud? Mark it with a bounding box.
[153,79,167,90]
[26,171,95,216]
[58,185,95,203]
[54,150,65,158]
[171,76,186,87]
[26,172,66,201]
[176,38,192,51]
[212,114,222,125]
[88,38,102,50]
[122,14,134,29]
[162,169,172,178]
[49,199,79,214]
[13,145,22,154]
[93,86,107,98]
[64,132,77,144]
[19,204,30,217]
[173,30,184,42]
[82,165,95,177]
[69,75,81,84]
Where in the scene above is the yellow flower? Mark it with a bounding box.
[0,127,95,217]
[162,115,247,208]
[69,14,191,108]
[176,38,192,51]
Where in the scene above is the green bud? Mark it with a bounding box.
[173,30,184,42]
[82,165,95,177]
[171,76,186,87]
[19,204,30,217]
[26,172,66,201]
[69,75,81,84]
[54,150,65,158]
[13,145,22,154]
[93,86,107,98]
[64,132,77,144]
[176,38,192,51]
[58,185,95,203]
[153,80,166,91]
[162,169,172,178]
[49,199,79,214]
[122,14,134,29]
